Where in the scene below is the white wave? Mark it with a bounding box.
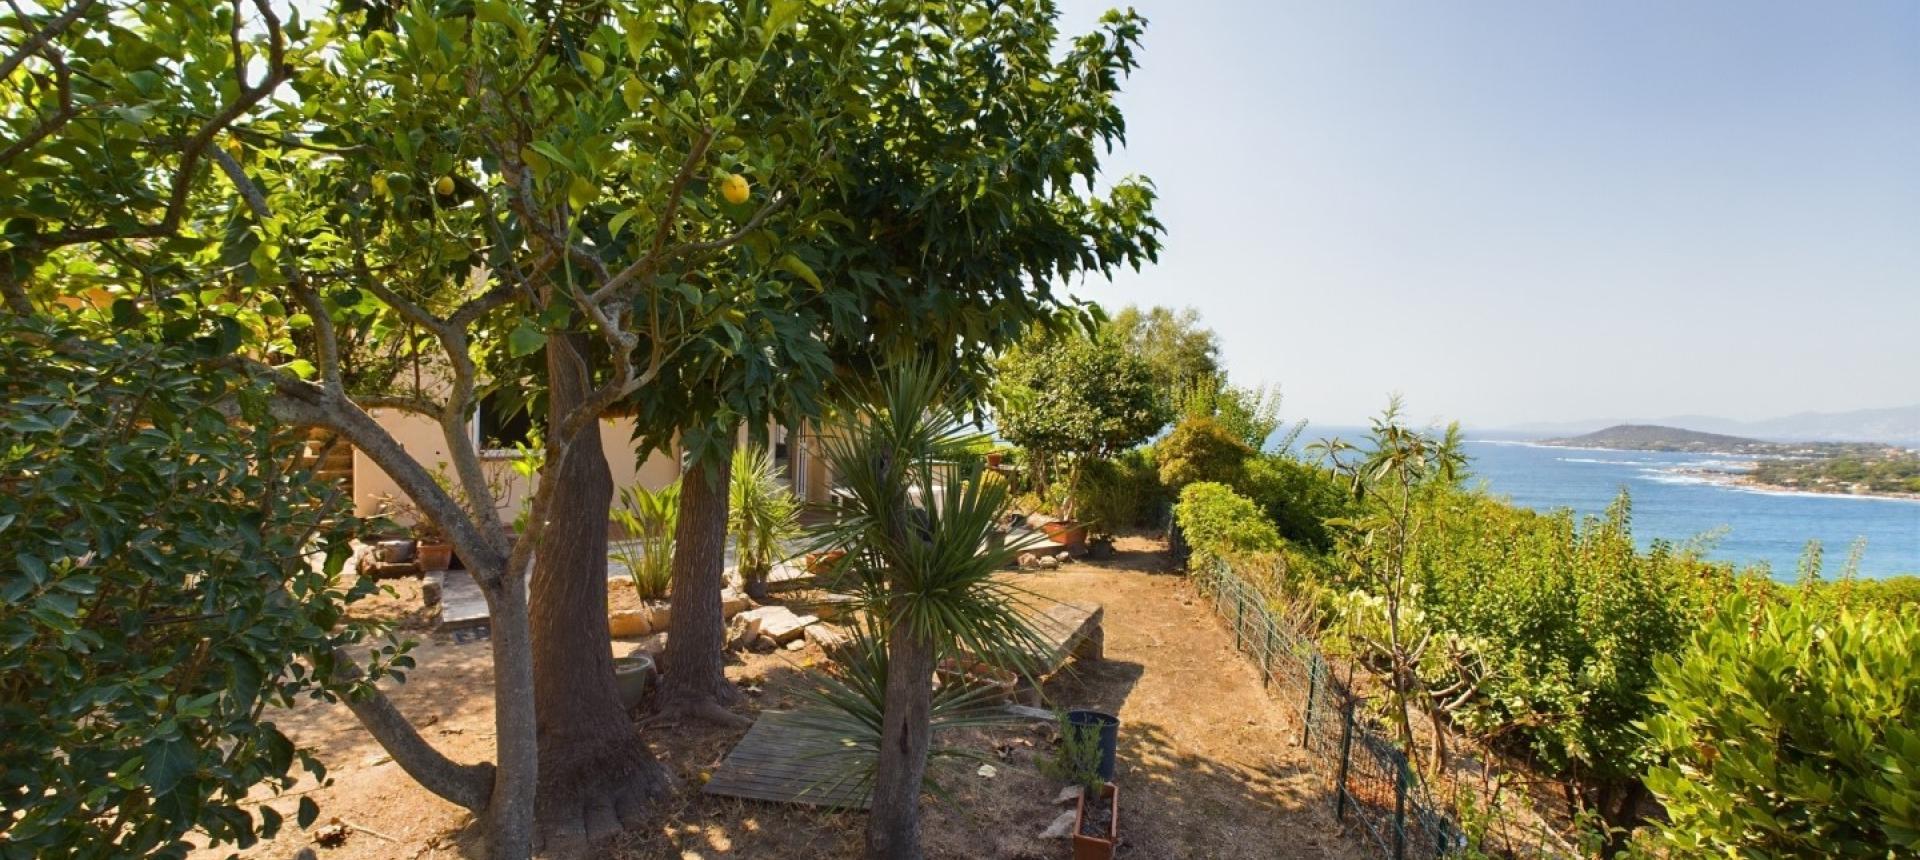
[1558,457,1651,467]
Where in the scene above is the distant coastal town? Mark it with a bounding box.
[1540,425,1920,501]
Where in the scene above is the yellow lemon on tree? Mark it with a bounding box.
[434,175,455,196]
[719,173,750,205]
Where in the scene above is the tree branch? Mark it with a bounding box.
[0,0,94,83]
[332,649,496,812]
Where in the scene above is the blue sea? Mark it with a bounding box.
[1290,428,1920,579]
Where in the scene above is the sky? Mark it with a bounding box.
[1051,0,1920,429]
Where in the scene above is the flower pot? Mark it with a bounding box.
[1041,519,1088,548]
[613,654,655,710]
[415,541,453,572]
[1072,783,1119,860]
[805,549,847,574]
[986,451,1004,468]
[1067,709,1120,781]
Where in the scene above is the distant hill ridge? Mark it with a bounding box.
[1503,403,1920,445]
[1542,424,1772,454]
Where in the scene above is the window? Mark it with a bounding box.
[476,392,536,455]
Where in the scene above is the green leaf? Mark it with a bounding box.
[507,321,547,357]
[764,0,804,47]
[776,254,822,291]
[142,737,197,796]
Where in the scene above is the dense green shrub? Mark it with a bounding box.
[1408,492,1729,820]
[1642,600,1920,856]
[1173,482,1280,568]
[1156,416,1252,490]
[1235,454,1353,552]
[0,323,393,857]
[1072,447,1168,530]
[994,329,1169,519]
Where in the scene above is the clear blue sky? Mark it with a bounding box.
[1054,1,1920,428]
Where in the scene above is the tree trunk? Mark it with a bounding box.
[527,334,670,848]
[866,617,936,860]
[654,424,746,726]
[481,570,539,859]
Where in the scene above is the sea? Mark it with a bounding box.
[1288,427,1920,580]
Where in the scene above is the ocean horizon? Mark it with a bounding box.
[1282,425,1920,579]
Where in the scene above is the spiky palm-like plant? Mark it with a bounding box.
[808,363,1047,859]
[729,443,803,600]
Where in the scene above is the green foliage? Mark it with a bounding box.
[730,443,802,591]
[0,321,391,857]
[1235,454,1353,552]
[611,480,679,601]
[1751,449,1920,495]
[1071,447,1168,531]
[1104,305,1219,391]
[1173,482,1281,568]
[994,329,1168,518]
[1642,600,1920,856]
[1409,492,1724,786]
[1040,714,1108,796]
[1171,374,1293,452]
[1156,416,1253,490]
[812,363,1045,665]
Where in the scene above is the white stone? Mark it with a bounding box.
[1039,809,1077,840]
[1054,785,1082,806]
[608,610,651,638]
[736,605,818,644]
[784,639,806,651]
[804,623,851,652]
[725,614,764,651]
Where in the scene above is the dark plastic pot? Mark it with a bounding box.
[1067,709,1120,781]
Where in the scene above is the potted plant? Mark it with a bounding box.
[731,444,803,600]
[377,493,453,572]
[1043,711,1120,860]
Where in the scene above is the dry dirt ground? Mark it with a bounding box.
[190,537,1359,860]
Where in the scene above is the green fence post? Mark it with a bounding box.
[1393,758,1408,860]
[1333,696,1355,821]
[1262,620,1276,688]
[1300,661,1317,747]
[1233,587,1245,652]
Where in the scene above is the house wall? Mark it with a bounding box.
[351,411,682,522]
[353,413,831,524]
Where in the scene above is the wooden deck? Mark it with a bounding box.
[702,711,873,809]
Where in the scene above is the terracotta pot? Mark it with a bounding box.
[415,541,453,572]
[805,549,847,574]
[985,451,1004,468]
[1073,783,1119,860]
[1040,519,1088,548]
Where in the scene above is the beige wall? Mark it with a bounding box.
[354,412,830,523]
[352,411,682,522]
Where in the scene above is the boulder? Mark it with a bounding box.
[1018,552,1040,569]
[608,610,651,638]
[421,571,443,607]
[750,634,778,653]
[1038,555,1060,570]
[736,606,818,645]
[725,613,764,651]
[1039,809,1077,840]
[720,589,750,618]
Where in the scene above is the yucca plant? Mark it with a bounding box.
[611,481,680,601]
[804,362,1049,858]
[730,443,803,600]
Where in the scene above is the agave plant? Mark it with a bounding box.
[729,443,803,600]
[611,480,679,601]
[802,362,1050,856]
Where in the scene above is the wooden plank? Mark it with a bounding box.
[703,711,874,810]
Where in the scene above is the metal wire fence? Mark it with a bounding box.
[1198,558,1460,859]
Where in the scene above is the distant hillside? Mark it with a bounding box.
[1541,424,1771,454]
[1503,404,1920,445]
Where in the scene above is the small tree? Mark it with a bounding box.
[1310,400,1465,771]
[1156,415,1253,490]
[729,442,801,601]
[994,329,1167,521]
[811,364,1042,860]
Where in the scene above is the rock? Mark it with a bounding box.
[784,639,806,652]
[1054,785,1082,806]
[608,609,651,638]
[1038,556,1060,570]
[804,623,851,653]
[720,589,750,618]
[725,614,764,651]
[421,571,443,607]
[1039,809,1077,840]
[751,634,778,653]
[1054,551,1073,564]
[1018,552,1040,569]
[644,602,673,630]
[736,606,819,644]
[374,539,416,564]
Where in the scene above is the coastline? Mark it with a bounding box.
[1494,438,1920,503]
